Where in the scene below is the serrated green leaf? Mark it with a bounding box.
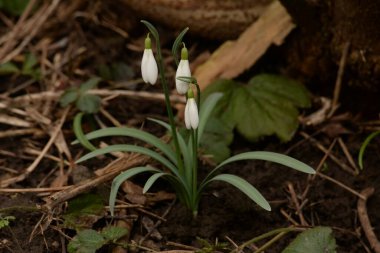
[200,117,233,163]
[76,94,102,114]
[63,193,104,230]
[68,229,106,253]
[282,227,337,253]
[209,174,271,211]
[101,226,129,242]
[79,77,101,93]
[0,62,19,75]
[202,74,311,142]
[60,88,79,107]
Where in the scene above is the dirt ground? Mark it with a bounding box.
[0,1,380,253]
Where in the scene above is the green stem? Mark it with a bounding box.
[235,226,306,252]
[191,129,198,211]
[154,36,184,174]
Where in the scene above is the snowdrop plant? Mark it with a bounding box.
[73,21,315,217]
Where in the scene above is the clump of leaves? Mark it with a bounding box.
[282,227,337,253]
[0,52,40,80]
[67,227,128,253]
[60,77,102,114]
[0,215,15,229]
[201,74,311,162]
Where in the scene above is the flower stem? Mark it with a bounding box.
[154,36,184,174]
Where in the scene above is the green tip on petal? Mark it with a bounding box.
[145,35,152,49]
[187,87,194,98]
[181,44,188,60]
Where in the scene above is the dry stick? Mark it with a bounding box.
[338,137,360,174]
[280,208,300,226]
[357,187,380,253]
[254,232,288,253]
[301,138,337,200]
[0,107,70,188]
[317,172,365,200]
[1,0,61,64]
[0,186,70,193]
[44,154,148,210]
[287,183,308,226]
[300,131,357,175]
[328,41,350,118]
[0,128,44,138]
[11,89,186,106]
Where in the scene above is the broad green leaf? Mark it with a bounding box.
[209,174,271,211]
[76,94,101,114]
[79,77,101,93]
[358,130,380,169]
[100,226,129,242]
[200,117,233,163]
[198,92,224,143]
[60,88,79,107]
[172,27,189,65]
[63,193,104,230]
[72,127,177,166]
[109,166,159,216]
[202,74,311,142]
[0,0,30,16]
[0,62,19,75]
[73,113,97,151]
[68,229,106,253]
[143,172,168,193]
[76,144,179,177]
[282,227,337,253]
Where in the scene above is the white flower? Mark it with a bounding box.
[175,59,191,94]
[185,97,199,130]
[141,48,158,85]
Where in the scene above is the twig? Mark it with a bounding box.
[287,182,308,226]
[300,131,357,175]
[338,137,360,174]
[0,186,70,193]
[358,187,380,253]
[254,231,287,253]
[44,154,148,210]
[329,41,350,118]
[316,172,365,200]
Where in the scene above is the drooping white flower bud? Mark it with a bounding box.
[141,35,158,85]
[184,89,199,130]
[175,45,191,94]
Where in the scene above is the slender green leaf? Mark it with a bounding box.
[72,127,177,165]
[109,166,159,216]
[201,151,314,189]
[171,27,189,65]
[209,174,271,211]
[148,118,192,173]
[76,144,179,177]
[22,52,38,73]
[282,227,336,253]
[176,76,197,84]
[198,92,223,143]
[143,172,167,193]
[141,20,159,43]
[73,113,97,151]
[358,130,380,169]
[79,77,101,93]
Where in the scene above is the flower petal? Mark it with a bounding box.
[175,60,191,94]
[188,98,199,129]
[146,50,158,85]
[141,49,149,83]
[184,99,191,129]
